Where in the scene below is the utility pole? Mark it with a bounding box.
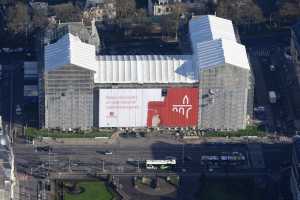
[48,149,51,170]
[182,141,185,166]
[9,70,13,141]
[137,160,141,172]
[68,158,71,172]
[102,160,105,172]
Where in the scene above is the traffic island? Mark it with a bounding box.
[133,176,177,196]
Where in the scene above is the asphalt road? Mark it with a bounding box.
[13,135,292,200]
[14,136,291,177]
[0,55,24,137]
[243,29,296,134]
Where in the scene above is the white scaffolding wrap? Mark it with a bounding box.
[95,55,196,84]
[45,33,97,72]
[196,39,250,70]
[189,15,236,50]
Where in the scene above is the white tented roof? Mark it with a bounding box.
[189,15,236,48]
[195,39,250,70]
[95,55,197,83]
[44,33,97,72]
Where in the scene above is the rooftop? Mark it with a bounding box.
[189,15,237,50]
[95,55,196,84]
[196,39,250,70]
[44,15,250,84]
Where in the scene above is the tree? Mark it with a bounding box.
[6,2,31,34]
[133,8,148,24]
[50,3,82,23]
[115,0,136,19]
[278,1,300,18]
[216,0,265,24]
[32,8,49,30]
[171,2,186,40]
[160,15,177,40]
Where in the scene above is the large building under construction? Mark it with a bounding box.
[39,15,253,131]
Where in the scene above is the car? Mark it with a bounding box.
[35,146,52,152]
[165,156,176,160]
[270,65,276,71]
[184,156,192,161]
[103,150,113,155]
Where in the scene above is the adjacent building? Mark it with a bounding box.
[287,22,300,131]
[291,136,300,200]
[83,0,116,21]
[148,0,182,16]
[39,15,252,131]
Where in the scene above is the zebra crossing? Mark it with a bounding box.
[252,48,271,57]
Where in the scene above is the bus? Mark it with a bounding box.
[145,159,176,170]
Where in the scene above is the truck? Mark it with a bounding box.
[269,91,277,104]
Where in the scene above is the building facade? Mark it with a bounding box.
[83,0,116,21]
[40,15,252,131]
[148,0,182,16]
[291,136,300,200]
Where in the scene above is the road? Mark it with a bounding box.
[13,134,292,200]
[242,29,297,134]
[15,142,248,173]
[14,135,291,176]
[0,54,24,137]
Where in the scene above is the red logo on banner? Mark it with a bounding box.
[147,88,199,127]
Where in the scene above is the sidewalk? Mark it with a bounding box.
[33,134,293,147]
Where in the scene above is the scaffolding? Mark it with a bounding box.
[198,64,250,130]
[44,65,94,130]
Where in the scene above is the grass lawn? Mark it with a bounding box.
[64,182,114,200]
[198,178,265,200]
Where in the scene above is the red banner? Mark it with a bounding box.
[147,88,199,127]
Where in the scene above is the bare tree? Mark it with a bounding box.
[133,8,147,24]
[216,0,265,24]
[115,0,136,19]
[160,15,177,40]
[171,2,186,40]
[50,3,82,23]
[278,1,300,18]
[32,8,49,30]
[7,2,31,34]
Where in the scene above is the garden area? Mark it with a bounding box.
[64,181,117,200]
[25,127,115,139]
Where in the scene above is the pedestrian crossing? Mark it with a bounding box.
[252,48,271,57]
